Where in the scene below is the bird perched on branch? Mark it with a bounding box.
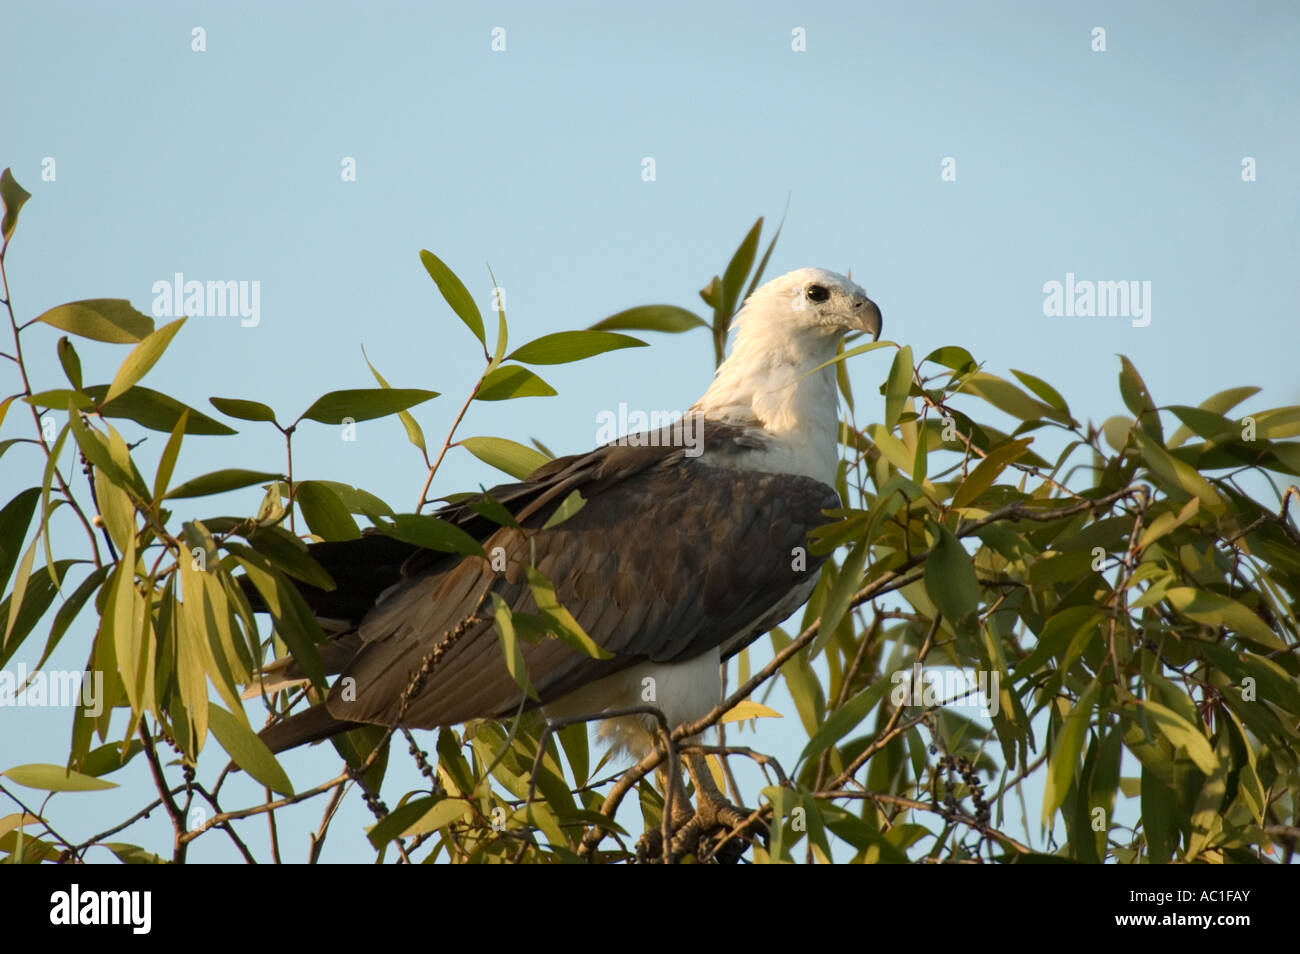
[250,267,882,861]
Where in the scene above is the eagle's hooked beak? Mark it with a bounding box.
[851,295,883,341]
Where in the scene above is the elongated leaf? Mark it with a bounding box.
[361,345,426,455]
[298,388,438,425]
[507,331,646,365]
[490,593,537,699]
[923,523,978,623]
[525,566,612,659]
[798,677,892,765]
[1,168,31,242]
[152,409,189,501]
[208,704,295,796]
[1043,681,1099,824]
[589,305,707,334]
[209,396,277,423]
[1010,368,1070,417]
[541,490,586,529]
[1165,586,1283,650]
[1,763,117,792]
[884,345,913,430]
[56,337,83,391]
[1011,607,1102,681]
[83,385,236,435]
[720,217,762,318]
[34,299,154,344]
[309,480,394,517]
[1132,431,1225,515]
[951,438,1033,509]
[25,389,93,410]
[374,513,485,556]
[165,468,281,500]
[295,480,361,540]
[965,372,1065,424]
[1137,699,1218,775]
[460,436,549,480]
[104,317,185,403]
[0,488,41,595]
[474,366,555,401]
[420,250,484,346]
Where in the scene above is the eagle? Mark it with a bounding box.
[253,267,882,858]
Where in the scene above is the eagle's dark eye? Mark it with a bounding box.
[806,284,830,303]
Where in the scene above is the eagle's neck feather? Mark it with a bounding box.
[691,318,842,486]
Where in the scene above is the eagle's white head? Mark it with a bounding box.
[693,268,883,484]
[730,267,882,344]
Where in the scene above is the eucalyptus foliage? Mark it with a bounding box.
[1,168,1297,864]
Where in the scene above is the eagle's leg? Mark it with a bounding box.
[634,762,695,862]
[667,751,765,863]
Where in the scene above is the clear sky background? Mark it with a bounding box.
[2,1,1297,862]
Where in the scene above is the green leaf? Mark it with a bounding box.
[925,346,977,372]
[33,299,154,344]
[361,345,426,455]
[298,388,439,425]
[1,168,32,242]
[816,532,870,649]
[1043,681,1099,824]
[165,468,281,500]
[373,513,485,557]
[460,436,549,480]
[923,523,978,623]
[295,480,361,540]
[209,396,278,423]
[1010,368,1070,417]
[83,384,236,435]
[104,842,166,864]
[589,305,708,334]
[56,337,83,391]
[0,488,41,596]
[473,365,556,401]
[798,677,892,765]
[1,763,117,792]
[1131,431,1225,515]
[507,330,647,365]
[104,317,186,403]
[365,796,438,848]
[241,529,335,591]
[1118,355,1161,440]
[1011,606,1102,681]
[25,389,94,410]
[309,480,394,517]
[541,490,586,530]
[1137,699,1218,775]
[152,409,188,500]
[525,566,612,659]
[420,250,484,346]
[208,705,295,796]
[720,217,763,318]
[884,345,913,430]
[1164,586,1283,651]
[965,372,1066,423]
[951,438,1033,509]
[490,593,538,700]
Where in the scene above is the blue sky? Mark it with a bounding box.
[2,1,1297,861]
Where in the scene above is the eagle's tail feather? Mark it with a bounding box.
[259,705,363,754]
